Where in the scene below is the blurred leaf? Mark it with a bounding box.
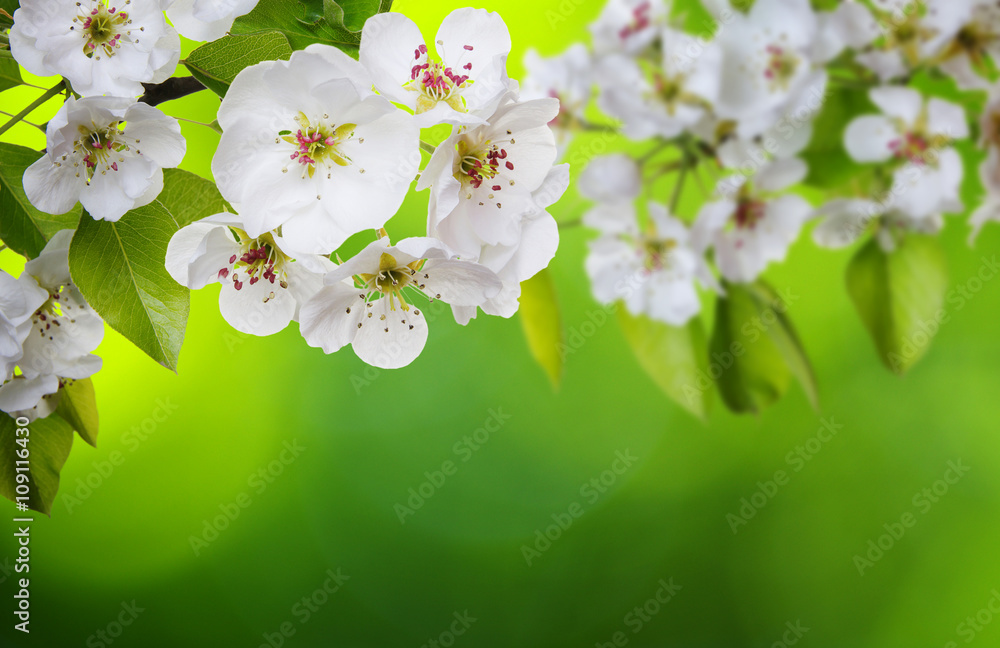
[518,269,564,389]
[157,169,232,228]
[711,285,791,414]
[0,52,23,93]
[69,202,190,371]
[55,378,98,448]
[0,143,82,259]
[231,0,392,54]
[846,235,948,375]
[619,309,711,421]
[745,281,819,409]
[184,31,293,97]
[802,86,875,190]
[0,0,18,16]
[0,412,74,516]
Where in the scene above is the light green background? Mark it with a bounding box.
[2,1,1000,646]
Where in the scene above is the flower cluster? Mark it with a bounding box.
[527,0,993,330]
[0,233,104,420]
[2,1,565,432]
[166,8,566,368]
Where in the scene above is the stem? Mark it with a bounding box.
[0,110,45,133]
[419,140,436,155]
[669,155,693,214]
[558,218,583,229]
[580,122,620,134]
[0,82,64,138]
[138,76,207,107]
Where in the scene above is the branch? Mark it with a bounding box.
[139,77,208,107]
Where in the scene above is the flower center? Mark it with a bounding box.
[454,136,516,209]
[218,232,290,302]
[281,113,355,179]
[74,2,130,59]
[70,122,132,183]
[619,2,653,41]
[640,238,677,272]
[763,45,799,89]
[407,43,475,114]
[943,19,999,69]
[734,198,767,229]
[356,253,428,313]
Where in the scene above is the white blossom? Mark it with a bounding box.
[10,0,179,97]
[299,238,502,369]
[212,45,419,255]
[23,96,185,222]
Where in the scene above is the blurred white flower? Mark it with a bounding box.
[579,154,642,204]
[585,202,709,326]
[212,45,419,255]
[166,0,259,42]
[165,213,332,337]
[714,0,825,135]
[418,95,560,259]
[299,238,502,369]
[10,0,179,97]
[0,273,49,384]
[844,86,966,220]
[23,96,185,222]
[856,0,968,82]
[359,8,512,127]
[590,0,666,55]
[597,27,723,139]
[692,158,812,283]
[0,231,104,420]
[522,44,593,124]
[935,0,1000,90]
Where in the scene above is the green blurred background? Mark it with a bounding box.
[3,1,1000,646]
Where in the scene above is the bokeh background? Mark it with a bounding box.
[3,0,1000,646]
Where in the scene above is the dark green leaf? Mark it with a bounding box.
[0,413,74,516]
[0,143,82,258]
[69,202,190,371]
[846,235,948,375]
[157,169,232,228]
[619,309,712,421]
[231,0,392,54]
[711,285,791,414]
[55,378,99,447]
[744,281,819,409]
[518,269,564,389]
[184,31,294,97]
[0,52,23,93]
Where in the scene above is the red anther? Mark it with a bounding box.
[464,45,474,50]
[506,161,514,170]
[492,185,501,191]
[464,63,472,70]
[229,255,237,264]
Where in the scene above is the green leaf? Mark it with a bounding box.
[0,52,23,93]
[157,169,232,228]
[846,235,948,375]
[0,413,74,516]
[802,86,875,190]
[618,309,711,421]
[69,202,190,371]
[710,282,818,414]
[518,269,564,389]
[55,378,99,447]
[711,285,790,414]
[744,281,819,409]
[184,31,293,97]
[231,0,392,54]
[0,143,82,258]
[0,0,19,17]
